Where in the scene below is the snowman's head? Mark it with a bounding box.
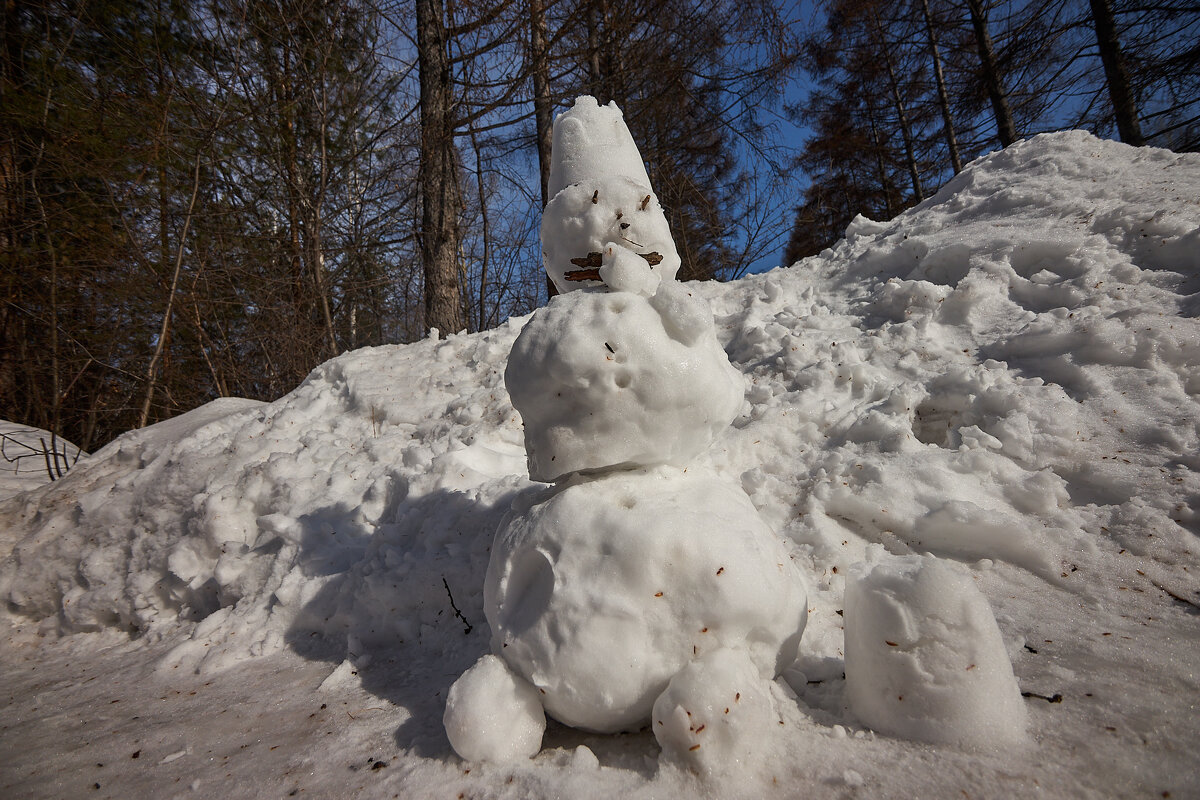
[541,96,683,295]
[541,178,681,295]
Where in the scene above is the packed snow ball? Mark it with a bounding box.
[843,555,1027,749]
[541,179,681,293]
[484,467,808,733]
[652,648,778,775]
[505,286,743,482]
[443,655,546,762]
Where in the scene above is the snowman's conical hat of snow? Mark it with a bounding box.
[541,97,682,293]
[547,96,652,197]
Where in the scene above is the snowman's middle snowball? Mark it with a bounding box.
[505,286,743,483]
[484,467,809,733]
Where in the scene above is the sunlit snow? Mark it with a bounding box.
[2,130,1198,799]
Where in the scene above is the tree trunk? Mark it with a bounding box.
[921,0,963,173]
[417,0,465,336]
[872,13,924,202]
[866,102,897,218]
[586,1,602,100]
[965,0,1019,147]
[529,0,557,298]
[139,151,202,428]
[530,0,552,208]
[1087,0,1143,145]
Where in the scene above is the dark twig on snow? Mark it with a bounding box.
[1150,578,1200,611]
[442,576,473,635]
[565,250,665,283]
[1021,690,1063,703]
[1,432,78,483]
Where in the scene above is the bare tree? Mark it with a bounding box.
[1086,0,1144,145]
[964,0,1019,146]
[417,0,466,335]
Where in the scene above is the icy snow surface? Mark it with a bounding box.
[2,131,1199,798]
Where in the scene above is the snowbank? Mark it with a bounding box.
[2,131,1199,799]
[0,420,83,501]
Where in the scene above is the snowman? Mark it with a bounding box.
[443,96,809,773]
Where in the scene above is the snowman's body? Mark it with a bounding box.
[485,467,808,734]
[444,97,808,770]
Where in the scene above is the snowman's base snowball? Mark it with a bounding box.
[844,555,1027,749]
[505,288,743,483]
[484,467,808,733]
[443,655,546,762]
[652,648,777,775]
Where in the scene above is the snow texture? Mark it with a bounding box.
[844,555,1027,749]
[485,467,808,733]
[443,654,546,762]
[1,131,1199,799]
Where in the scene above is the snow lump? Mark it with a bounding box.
[443,654,546,762]
[843,555,1027,749]
[505,284,743,483]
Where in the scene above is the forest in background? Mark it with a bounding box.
[2,0,1196,456]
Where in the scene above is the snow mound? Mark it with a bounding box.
[844,555,1027,749]
[484,467,807,733]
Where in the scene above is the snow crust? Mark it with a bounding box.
[2,131,1199,799]
[485,468,807,733]
[844,555,1027,749]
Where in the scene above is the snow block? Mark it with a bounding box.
[844,555,1027,749]
[547,96,652,198]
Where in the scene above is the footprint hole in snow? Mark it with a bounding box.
[911,403,970,448]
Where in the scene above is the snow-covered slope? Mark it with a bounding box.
[2,131,1198,799]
